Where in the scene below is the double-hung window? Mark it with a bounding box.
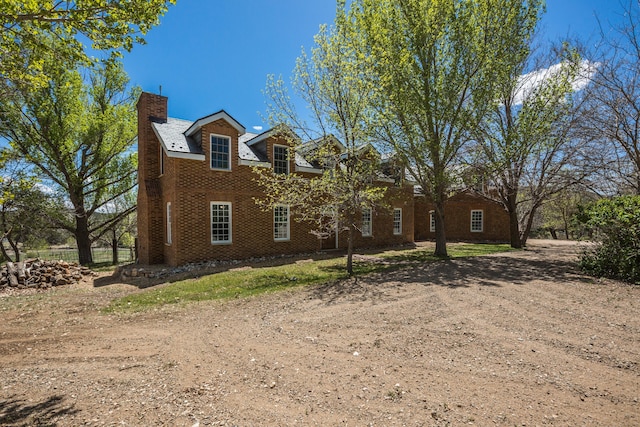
[429,211,436,233]
[362,208,372,237]
[211,202,232,244]
[470,209,483,233]
[274,205,290,241]
[211,135,231,170]
[393,208,402,235]
[273,145,289,175]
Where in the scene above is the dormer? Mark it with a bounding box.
[298,134,345,170]
[185,110,245,172]
[244,126,300,174]
[183,110,245,138]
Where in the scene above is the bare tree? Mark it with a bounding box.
[467,43,596,248]
[582,0,640,194]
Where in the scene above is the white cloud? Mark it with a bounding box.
[513,59,599,105]
[253,125,263,132]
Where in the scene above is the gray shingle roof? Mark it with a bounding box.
[152,118,202,155]
[295,152,314,168]
[238,133,268,162]
[151,115,320,169]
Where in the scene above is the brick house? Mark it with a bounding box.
[136,92,415,266]
[413,191,510,242]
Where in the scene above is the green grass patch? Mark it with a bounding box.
[378,243,513,263]
[104,243,512,313]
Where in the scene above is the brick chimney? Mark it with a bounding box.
[136,92,168,265]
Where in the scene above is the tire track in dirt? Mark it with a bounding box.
[0,240,638,426]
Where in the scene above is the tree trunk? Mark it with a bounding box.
[346,225,354,276]
[434,200,448,257]
[0,239,12,263]
[562,208,571,240]
[6,262,18,286]
[8,237,20,262]
[0,217,17,262]
[549,228,558,239]
[75,215,93,265]
[112,228,118,265]
[520,204,540,248]
[509,210,522,248]
[505,192,522,249]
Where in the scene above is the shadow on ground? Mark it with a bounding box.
[0,395,79,426]
[311,251,591,305]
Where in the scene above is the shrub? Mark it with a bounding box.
[576,195,640,284]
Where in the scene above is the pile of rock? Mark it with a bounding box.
[0,259,94,289]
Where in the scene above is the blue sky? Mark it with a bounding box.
[121,0,625,132]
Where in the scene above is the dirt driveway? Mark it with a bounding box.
[0,240,638,426]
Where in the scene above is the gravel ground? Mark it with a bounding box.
[0,240,638,426]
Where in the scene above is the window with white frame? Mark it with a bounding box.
[362,208,372,237]
[166,202,172,244]
[393,208,402,235]
[274,205,290,241]
[429,210,436,233]
[471,209,483,232]
[210,135,231,170]
[211,202,232,244]
[273,145,289,175]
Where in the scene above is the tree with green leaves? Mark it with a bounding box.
[354,0,544,257]
[257,3,387,275]
[0,57,138,265]
[467,45,595,248]
[0,0,175,91]
[0,160,61,262]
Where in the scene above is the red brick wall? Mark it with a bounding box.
[343,183,415,250]
[414,193,510,242]
[137,92,168,264]
[162,126,322,266]
[138,93,416,266]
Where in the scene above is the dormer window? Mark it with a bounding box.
[211,134,231,170]
[273,145,289,175]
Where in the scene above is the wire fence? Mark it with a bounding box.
[20,247,135,265]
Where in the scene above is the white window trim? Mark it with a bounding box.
[273,204,290,241]
[166,202,172,245]
[393,208,402,235]
[471,209,484,233]
[210,133,232,171]
[273,144,289,175]
[211,201,232,244]
[362,207,372,237]
[429,210,435,233]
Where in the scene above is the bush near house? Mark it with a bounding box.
[577,195,640,284]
